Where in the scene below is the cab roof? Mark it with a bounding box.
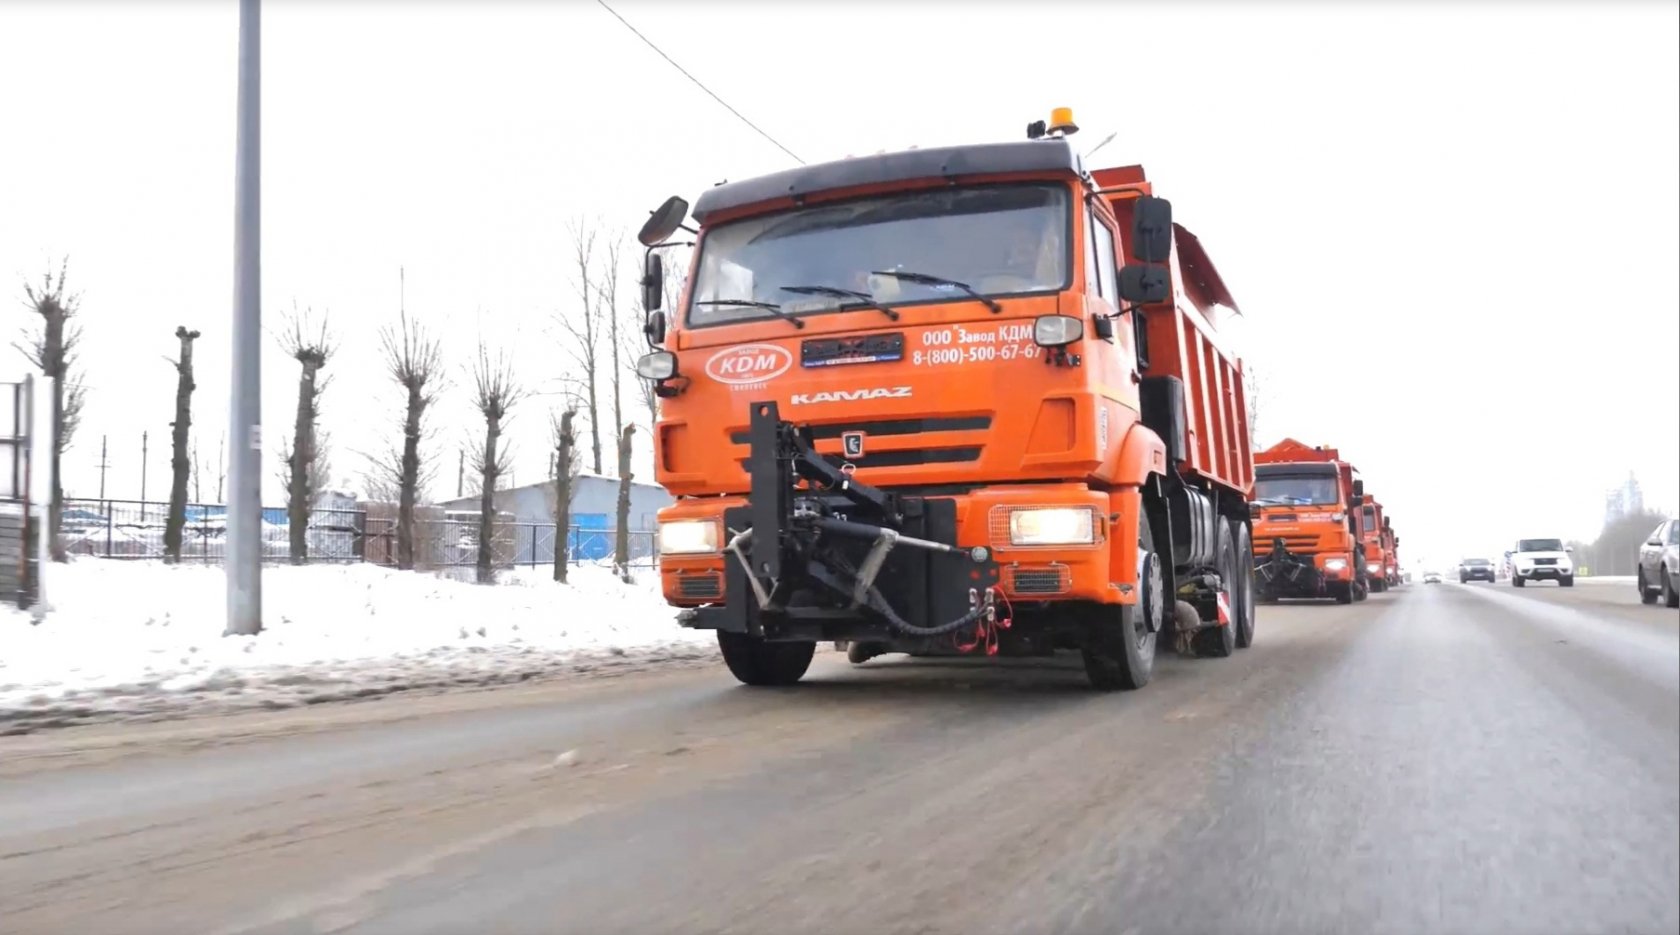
[691,139,1086,224]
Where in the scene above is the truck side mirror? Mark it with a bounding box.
[638,195,690,247]
[1130,195,1173,263]
[1118,264,1170,305]
[644,310,667,345]
[1353,479,1365,497]
[641,252,664,313]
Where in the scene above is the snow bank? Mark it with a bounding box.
[0,559,716,732]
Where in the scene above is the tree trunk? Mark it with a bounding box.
[614,424,634,582]
[396,382,423,570]
[48,372,64,562]
[553,410,576,584]
[587,374,602,475]
[288,359,322,565]
[164,327,200,563]
[477,414,501,584]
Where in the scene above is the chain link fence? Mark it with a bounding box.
[60,498,659,571]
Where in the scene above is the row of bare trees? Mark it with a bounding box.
[17,232,675,584]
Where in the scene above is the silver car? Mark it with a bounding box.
[1637,518,1679,608]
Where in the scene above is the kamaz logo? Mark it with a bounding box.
[789,386,912,405]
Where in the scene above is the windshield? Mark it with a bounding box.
[1462,558,1490,566]
[686,183,1071,327]
[1252,475,1341,506]
[1517,538,1564,552]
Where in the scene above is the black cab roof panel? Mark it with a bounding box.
[691,139,1086,223]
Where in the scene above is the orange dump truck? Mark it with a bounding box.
[632,109,1256,691]
[1250,439,1370,603]
[1358,495,1400,590]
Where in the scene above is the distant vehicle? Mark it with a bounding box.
[1636,518,1679,608]
[1458,557,1495,583]
[1506,537,1574,587]
[1423,570,1442,584]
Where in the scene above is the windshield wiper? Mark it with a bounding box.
[869,270,1002,313]
[693,298,805,329]
[778,285,900,321]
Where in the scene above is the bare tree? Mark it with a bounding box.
[192,434,202,504]
[468,341,527,584]
[375,299,444,570]
[216,431,226,503]
[15,258,86,561]
[599,232,628,446]
[613,423,635,582]
[558,218,605,473]
[550,404,580,583]
[279,306,334,564]
[163,326,201,563]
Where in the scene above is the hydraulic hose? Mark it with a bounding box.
[864,585,990,638]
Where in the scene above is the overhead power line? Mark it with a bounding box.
[594,0,805,166]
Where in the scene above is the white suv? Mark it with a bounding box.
[1506,537,1575,588]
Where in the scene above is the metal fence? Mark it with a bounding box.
[60,498,659,571]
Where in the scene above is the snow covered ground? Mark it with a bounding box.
[1,559,717,733]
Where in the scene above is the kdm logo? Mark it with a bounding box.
[789,387,913,405]
[705,344,793,386]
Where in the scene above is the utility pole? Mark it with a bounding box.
[140,430,149,512]
[457,449,465,498]
[226,0,263,637]
[97,434,108,502]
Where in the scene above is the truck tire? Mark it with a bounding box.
[1333,582,1354,604]
[1192,522,1237,658]
[1082,510,1161,691]
[717,631,816,686]
[1229,518,1256,649]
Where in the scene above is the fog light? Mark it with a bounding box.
[1032,315,1083,348]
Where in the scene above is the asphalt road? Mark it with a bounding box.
[3,581,1676,935]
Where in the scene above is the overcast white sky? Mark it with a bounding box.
[1,0,1675,568]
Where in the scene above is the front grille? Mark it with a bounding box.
[1265,513,1299,523]
[736,447,981,471]
[677,573,722,599]
[1262,535,1319,553]
[728,415,992,444]
[1532,558,1556,566]
[1008,565,1071,595]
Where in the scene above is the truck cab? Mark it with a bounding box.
[1250,438,1369,603]
[633,110,1256,691]
[1358,496,1397,591]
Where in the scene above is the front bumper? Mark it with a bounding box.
[1515,565,1572,580]
[660,483,1138,628]
[1461,569,1495,581]
[1253,539,1353,597]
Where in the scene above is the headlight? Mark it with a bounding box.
[658,519,718,555]
[1324,557,1349,571]
[1366,562,1382,574]
[636,351,677,380]
[1008,507,1096,546]
[1032,315,1083,348]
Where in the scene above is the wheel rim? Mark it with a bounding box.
[1136,548,1163,651]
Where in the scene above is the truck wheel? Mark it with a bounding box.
[1333,582,1354,604]
[717,631,816,686]
[1229,518,1256,649]
[1082,511,1161,691]
[1192,522,1237,658]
